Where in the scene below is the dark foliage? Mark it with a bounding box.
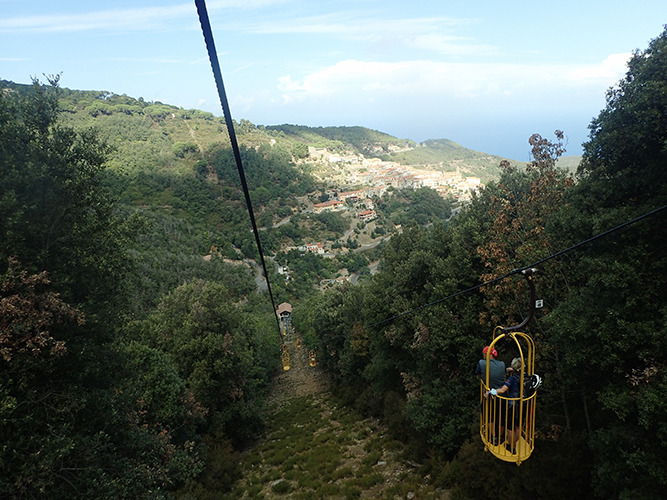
[0,77,277,497]
[297,27,667,499]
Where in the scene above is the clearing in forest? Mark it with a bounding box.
[223,340,448,499]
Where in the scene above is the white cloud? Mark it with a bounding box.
[0,5,190,33]
[108,57,195,65]
[567,53,631,82]
[402,33,498,56]
[274,55,630,104]
[0,1,285,34]
[240,14,491,56]
[246,15,468,36]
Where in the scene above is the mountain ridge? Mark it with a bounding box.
[2,79,574,183]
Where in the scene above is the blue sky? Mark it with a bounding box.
[1,1,665,160]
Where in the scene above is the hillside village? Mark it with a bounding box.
[268,146,483,287]
[307,146,484,203]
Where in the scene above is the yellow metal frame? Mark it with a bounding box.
[479,327,536,465]
[281,350,290,371]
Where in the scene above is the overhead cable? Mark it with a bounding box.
[364,203,666,331]
[195,0,283,341]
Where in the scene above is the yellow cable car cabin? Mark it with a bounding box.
[479,269,541,465]
[480,328,536,465]
[281,350,290,371]
[308,350,317,367]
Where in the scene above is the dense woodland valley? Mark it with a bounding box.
[1,28,666,499]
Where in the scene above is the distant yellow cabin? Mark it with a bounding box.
[281,350,290,371]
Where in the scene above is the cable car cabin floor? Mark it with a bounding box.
[484,435,533,464]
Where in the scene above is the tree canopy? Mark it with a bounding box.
[0,77,278,497]
[296,27,667,498]
[1,26,666,498]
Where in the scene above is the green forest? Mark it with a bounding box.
[1,27,666,499]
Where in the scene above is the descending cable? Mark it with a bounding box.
[514,203,666,271]
[310,203,665,348]
[194,0,283,341]
[364,203,667,330]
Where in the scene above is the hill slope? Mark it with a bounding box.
[2,79,516,183]
[267,124,519,183]
[216,340,444,499]
[379,138,507,182]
